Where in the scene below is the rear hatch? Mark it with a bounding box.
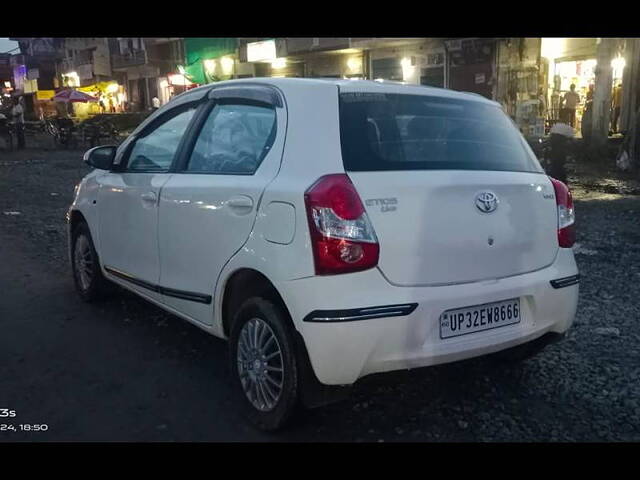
[339,89,559,286]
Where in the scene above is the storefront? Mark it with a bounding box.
[493,38,544,135]
[241,39,361,79]
[367,39,446,85]
[303,51,364,79]
[158,71,197,104]
[540,38,599,134]
[54,81,125,119]
[239,38,443,83]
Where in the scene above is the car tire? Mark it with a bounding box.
[228,297,299,431]
[71,222,110,302]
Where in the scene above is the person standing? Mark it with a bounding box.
[10,96,25,149]
[537,88,547,118]
[562,84,581,128]
[152,95,160,111]
[611,82,623,133]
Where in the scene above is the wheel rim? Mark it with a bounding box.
[237,318,284,412]
[74,235,94,291]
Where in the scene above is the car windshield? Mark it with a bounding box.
[339,91,543,173]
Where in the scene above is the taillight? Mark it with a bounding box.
[304,174,379,275]
[549,177,576,248]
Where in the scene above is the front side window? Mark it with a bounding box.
[186,103,276,174]
[126,106,196,172]
[339,92,543,173]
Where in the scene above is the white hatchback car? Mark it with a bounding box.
[68,78,579,430]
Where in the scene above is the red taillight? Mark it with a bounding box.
[549,177,576,248]
[304,174,379,275]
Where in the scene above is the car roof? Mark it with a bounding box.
[177,77,500,107]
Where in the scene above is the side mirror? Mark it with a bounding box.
[83,145,116,170]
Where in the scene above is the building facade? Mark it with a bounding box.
[6,36,636,161]
[8,38,64,118]
[111,37,185,111]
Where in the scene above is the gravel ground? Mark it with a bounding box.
[1,143,639,441]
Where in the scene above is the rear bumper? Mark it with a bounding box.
[276,248,578,385]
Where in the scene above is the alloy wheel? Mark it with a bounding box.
[74,235,94,292]
[237,317,284,412]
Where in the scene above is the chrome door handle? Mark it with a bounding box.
[227,195,254,211]
[141,192,157,205]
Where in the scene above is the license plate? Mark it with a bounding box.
[439,298,521,339]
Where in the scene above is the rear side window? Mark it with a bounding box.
[339,92,543,173]
[186,103,276,175]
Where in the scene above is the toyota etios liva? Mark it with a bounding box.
[68,78,579,430]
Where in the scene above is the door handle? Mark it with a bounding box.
[141,191,157,205]
[226,195,254,212]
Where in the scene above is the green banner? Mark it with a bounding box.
[184,38,237,84]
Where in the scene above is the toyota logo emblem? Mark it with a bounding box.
[475,191,499,213]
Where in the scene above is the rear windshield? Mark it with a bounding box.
[339,92,543,173]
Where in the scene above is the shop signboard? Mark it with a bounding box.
[23,78,38,93]
[247,40,277,62]
[36,90,55,100]
[13,64,26,92]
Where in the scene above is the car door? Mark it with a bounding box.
[97,103,199,301]
[157,86,286,327]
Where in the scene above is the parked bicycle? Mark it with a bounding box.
[44,116,78,149]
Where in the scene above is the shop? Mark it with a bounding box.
[303,51,364,79]
[538,38,630,138]
[241,38,441,83]
[158,71,197,104]
[367,39,446,85]
[240,39,362,79]
[253,59,304,78]
[494,38,544,136]
[54,81,125,119]
[540,38,600,135]
[445,38,497,99]
[286,38,364,79]
[420,50,445,88]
